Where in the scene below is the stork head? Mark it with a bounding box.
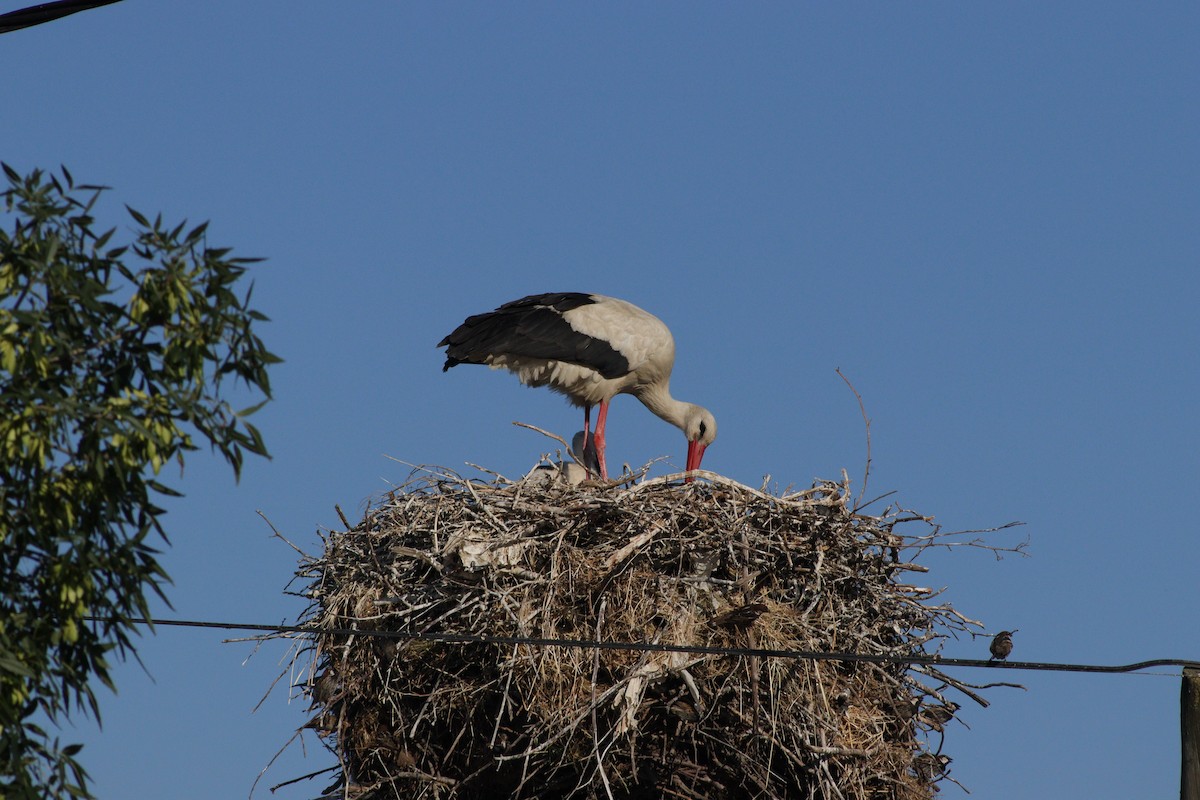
[683,406,717,481]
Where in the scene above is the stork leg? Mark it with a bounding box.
[593,401,610,480]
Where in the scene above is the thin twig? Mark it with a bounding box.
[836,367,872,513]
[257,509,307,556]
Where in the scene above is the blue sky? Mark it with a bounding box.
[3,2,1198,797]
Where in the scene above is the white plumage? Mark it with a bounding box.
[439,293,716,480]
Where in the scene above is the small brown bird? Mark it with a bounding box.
[708,603,770,630]
[989,630,1018,661]
[919,701,960,732]
[913,752,952,781]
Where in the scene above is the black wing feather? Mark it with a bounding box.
[439,293,630,379]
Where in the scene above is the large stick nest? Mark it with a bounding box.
[287,464,1000,800]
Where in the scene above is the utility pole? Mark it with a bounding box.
[1182,667,1200,800]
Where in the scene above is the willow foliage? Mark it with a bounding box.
[0,165,279,799]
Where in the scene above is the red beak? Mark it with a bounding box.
[685,440,707,483]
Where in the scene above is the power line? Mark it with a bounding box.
[90,616,1200,676]
[0,0,124,35]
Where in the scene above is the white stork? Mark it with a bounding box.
[438,292,717,481]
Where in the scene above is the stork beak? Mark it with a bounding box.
[685,440,707,483]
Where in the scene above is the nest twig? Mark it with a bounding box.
[273,464,1021,800]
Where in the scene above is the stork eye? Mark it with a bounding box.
[698,421,707,437]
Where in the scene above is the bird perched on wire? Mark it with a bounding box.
[989,630,1017,661]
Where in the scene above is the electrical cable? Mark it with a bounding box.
[88,616,1200,675]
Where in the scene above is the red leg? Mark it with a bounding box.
[594,401,610,479]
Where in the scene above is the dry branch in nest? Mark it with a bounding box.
[279,463,1017,800]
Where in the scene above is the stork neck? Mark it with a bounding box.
[635,381,691,432]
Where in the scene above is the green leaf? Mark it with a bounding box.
[124,206,149,227]
[0,164,275,800]
[236,398,270,418]
[0,655,35,677]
